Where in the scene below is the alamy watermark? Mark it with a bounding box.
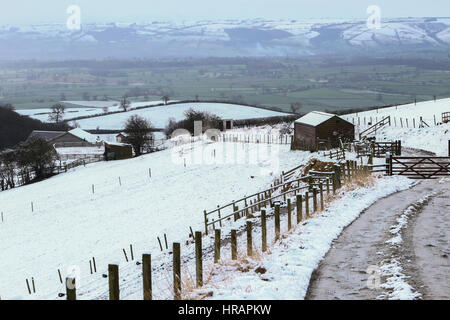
[367,5,382,30]
[66,5,81,31]
[169,121,282,176]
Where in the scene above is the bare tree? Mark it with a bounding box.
[290,102,302,114]
[48,103,66,123]
[123,115,154,156]
[161,95,169,105]
[120,96,130,111]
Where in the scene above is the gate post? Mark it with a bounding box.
[385,152,393,176]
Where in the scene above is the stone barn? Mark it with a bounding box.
[292,111,354,150]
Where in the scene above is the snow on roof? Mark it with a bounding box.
[295,111,340,126]
[29,130,65,142]
[68,128,100,144]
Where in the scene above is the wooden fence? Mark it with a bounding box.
[203,160,361,235]
[324,148,346,160]
[348,114,445,129]
[60,158,370,300]
[359,116,390,140]
[355,140,401,158]
[443,112,450,124]
[385,154,450,179]
[219,133,292,145]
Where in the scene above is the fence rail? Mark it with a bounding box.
[219,133,292,145]
[204,160,361,234]
[385,154,450,179]
[355,140,401,158]
[324,148,346,160]
[359,116,390,140]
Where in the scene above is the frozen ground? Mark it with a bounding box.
[70,102,291,130]
[0,138,330,300]
[306,177,449,300]
[15,100,172,123]
[343,97,450,126]
[187,175,414,299]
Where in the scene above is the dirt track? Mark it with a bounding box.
[306,149,449,300]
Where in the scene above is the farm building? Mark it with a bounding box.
[28,128,104,162]
[292,111,354,150]
[104,142,133,160]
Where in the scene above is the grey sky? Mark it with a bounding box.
[1,0,449,24]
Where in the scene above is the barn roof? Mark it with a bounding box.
[68,128,100,144]
[295,111,347,127]
[28,130,66,142]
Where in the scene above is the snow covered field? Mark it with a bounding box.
[343,97,450,126]
[0,138,325,300]
[345,98,450,156]
[16,100,170,123]
[70,102,291,130]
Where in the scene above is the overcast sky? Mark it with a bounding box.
[1,0,449,24]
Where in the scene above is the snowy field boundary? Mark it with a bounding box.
[189,175,414,300]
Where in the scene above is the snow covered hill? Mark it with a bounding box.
[69,102,291,130]
[343,97,450,155]
[0,137,326,299]
[1,17,450,59]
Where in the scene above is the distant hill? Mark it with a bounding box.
[0,105,69,150]
[0,17,450,60]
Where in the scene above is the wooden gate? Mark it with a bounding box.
[386,155,450,179]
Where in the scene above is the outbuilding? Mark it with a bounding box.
[104,142,133,160]
[292,111,354,150]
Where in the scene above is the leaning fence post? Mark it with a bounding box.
[287,198,292,230]
[66,277,76,300]
[296,194,302,223]
[214,229,221,263]
[195,232,203,288]
[203,210,208,235]
[108,264,120,300]
[231,229,237,260]
[247,221,253,257]
[275,204,281,240]
[173,242,181,300]
[261,209,267,252]
[143,253,152,300]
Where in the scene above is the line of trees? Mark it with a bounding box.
[0,104,69,150]
[0,136,57,191]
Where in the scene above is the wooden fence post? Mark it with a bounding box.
[173,242,181,300]
[195,232,203,288]
[214,229,221,263]
[275,204,281,240]
[312,188,318,213]
[204,210,208,235]
[319,183,324,211]
[305,192,309,218]
[231,229,237,260]
[247,221,253,257]
[66,277,76,300]
[261,209,267,252]
[386,153,393,176]
[287,198,292,230]
[143,253,152,300]
[296,194,302,223]
[234,205,239,222]
[108,264,120,300]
